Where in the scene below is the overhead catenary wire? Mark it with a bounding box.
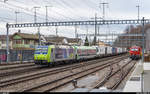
[81,0,99,11]
[42,0,89,35]
[28,0,77,21]
[0,1,46,22]
[43,0,78,21]
[0,18,9,22]
[7,0,88,37]
[0,4,47,22]
[0,16,15,21]
[0,0,106,22]
[0,0,61,22]
[30,0,62,21]
[51,0,85,20]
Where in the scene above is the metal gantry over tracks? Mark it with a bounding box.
[7,19,150,28]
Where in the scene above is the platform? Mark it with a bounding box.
[123,60,150,92]
[71,88,119,92]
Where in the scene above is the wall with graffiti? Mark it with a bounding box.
[0,50,34,63]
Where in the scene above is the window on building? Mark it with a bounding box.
[13,41,16,44]
[24,40,30,44]
[2,40,6,44]
[14,40,22,44]
[34,41,38,45]
[30,40,34,44]
[2,46,5,49]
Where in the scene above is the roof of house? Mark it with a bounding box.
[12,32,39,40]
[67,38,81,43]
[45,36,67,43]
[44,36,82,44]
[0,35,12,41]
[97,41,105,44]
[97,41,108,46]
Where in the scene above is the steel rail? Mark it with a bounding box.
[18,56,127,92]
[0,54,126,88]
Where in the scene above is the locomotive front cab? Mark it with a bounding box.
[34,46,49,65]
[129,47,141,60]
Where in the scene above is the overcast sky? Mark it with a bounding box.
[0,0,149,40]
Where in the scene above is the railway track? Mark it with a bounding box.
[0,54,127,88]
[17,55,128,92]
[92,60,136,90]
[0,61,33,66]
[0,54,128,92]
[0,54,126,79]
[108,61,136,90]
[0,65,40,78]
[0,63,35,70]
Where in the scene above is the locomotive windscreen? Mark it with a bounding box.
[131,48,138,51]
[35,46,48,54]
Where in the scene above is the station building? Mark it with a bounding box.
[11,32,39,50]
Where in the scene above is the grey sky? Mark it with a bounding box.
[0,0,148,40]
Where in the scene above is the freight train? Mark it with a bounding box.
[129,46,142,60]
[34,45,127,66]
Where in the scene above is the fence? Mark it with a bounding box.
[0,49,34,63]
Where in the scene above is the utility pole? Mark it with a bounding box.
[45,6,52,23]
[141,17,145,93]
[91,13,103,45]
[75,25,78,38]
[38,27,41,45]
[33,6,40,23]
[4,0,8,3]
[99,2,109,45]
[142,17,145,63]
[112,31,114,46]
[86,25,89,40]
[86,25,89,36]
[94,13,97,45]
[100,2,109,20]
[56,26,58,36]
[97,26,100,35]
[6,23,9,63]
[15,11,20,24]
[86,25,90,46]
[136,5,140,20]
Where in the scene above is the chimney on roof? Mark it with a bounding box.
[18,29,21,33]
